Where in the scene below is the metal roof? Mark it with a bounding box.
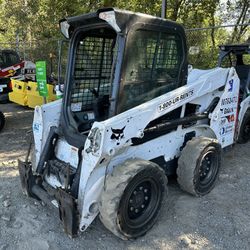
[60,8,185,38]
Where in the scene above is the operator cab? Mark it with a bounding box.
[60,8,188,147]
[218,44,250,100]
[69,27,116,132]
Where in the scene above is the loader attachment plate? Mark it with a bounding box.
[18,160,79,238]
[18,160,37,198]
[57,188,79,238]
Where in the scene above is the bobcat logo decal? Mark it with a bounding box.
[111,126,126,141]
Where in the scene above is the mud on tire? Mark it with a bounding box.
[99,158,167,240]
[177,137,221,196]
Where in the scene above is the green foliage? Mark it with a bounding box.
[0,0,248,69]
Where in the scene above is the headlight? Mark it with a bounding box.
[99,11,121,32]
[60,20,70,39]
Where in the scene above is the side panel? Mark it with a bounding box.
[33,100,62,168]
[210,68,240,147]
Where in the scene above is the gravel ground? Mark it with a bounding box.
[0,103,250,250]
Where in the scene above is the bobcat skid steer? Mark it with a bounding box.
[18,8,250,240]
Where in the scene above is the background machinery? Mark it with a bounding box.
[0,49,35,103]
[18,8,250,240]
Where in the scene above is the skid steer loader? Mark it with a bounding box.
[18,8,250,240]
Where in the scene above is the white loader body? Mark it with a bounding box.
[32,66,250,231]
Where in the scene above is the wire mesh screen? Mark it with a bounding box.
[157,35,180,80]
[186,23,250,69]
[71,36,115,112]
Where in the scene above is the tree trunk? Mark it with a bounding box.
[169,0,185,21]
[231,0,249,43]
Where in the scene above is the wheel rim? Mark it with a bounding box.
[196,148,219,192]
[127,181,152,220]
[120,176,162,230]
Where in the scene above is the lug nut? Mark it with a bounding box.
[139,186,143,190]
[133,191,137,195]
[141,204,145,208]
[129,199,133,203]
[135,209,139,213]
[130,207,134,211]
[144,189,148,193]
[145,196,148,200]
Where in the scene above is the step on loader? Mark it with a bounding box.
[18,8,250,239]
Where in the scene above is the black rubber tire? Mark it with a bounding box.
[177,137,221,196]
[99,158,167,240]
[238,110,250,144]
[0,111,5,132]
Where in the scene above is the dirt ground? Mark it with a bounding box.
[0,103,250,250]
